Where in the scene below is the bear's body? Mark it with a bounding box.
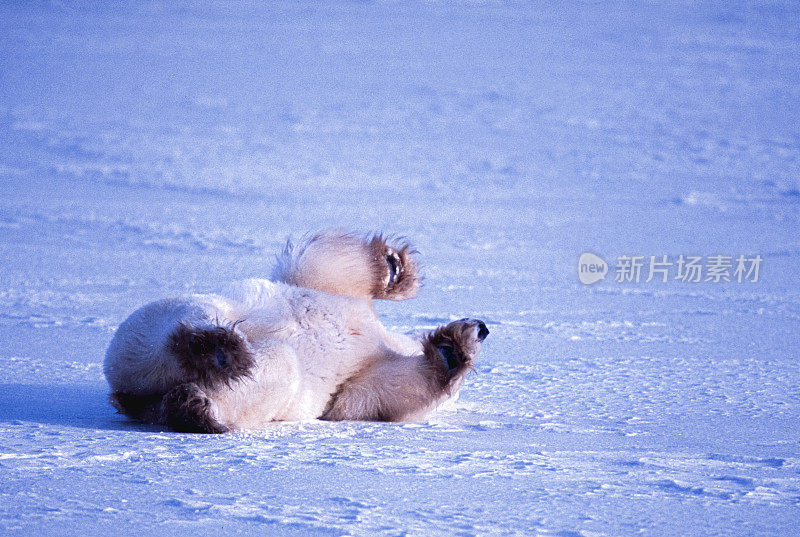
[104,231,487,432]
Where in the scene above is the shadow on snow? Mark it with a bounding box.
[0,383,162,432]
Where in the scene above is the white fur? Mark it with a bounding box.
[104,294,235,396]
[271,232,378,299]
[104,232,483,431]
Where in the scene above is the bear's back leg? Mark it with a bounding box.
[161,382,228,433]
[110,383,227,433]
[110,391,164,424]
[168,322,255,389]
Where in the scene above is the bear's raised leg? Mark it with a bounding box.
[161,382,228,433]
[272,231,421,300]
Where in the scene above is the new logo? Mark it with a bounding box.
[578,253,608,285]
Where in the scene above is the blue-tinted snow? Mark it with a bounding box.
[1,1,799,535]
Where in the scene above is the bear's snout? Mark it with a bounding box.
[476,320,489,341]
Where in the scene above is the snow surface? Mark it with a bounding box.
[1,1,799,535]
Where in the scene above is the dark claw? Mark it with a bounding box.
[386,253,399,284]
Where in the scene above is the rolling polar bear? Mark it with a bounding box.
[104,231,488,433]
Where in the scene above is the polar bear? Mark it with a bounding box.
[104,231,488,433]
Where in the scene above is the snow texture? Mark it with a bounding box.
[1,1,799,535]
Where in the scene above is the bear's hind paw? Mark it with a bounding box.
[161,382,228,434]
[169,322,254,389]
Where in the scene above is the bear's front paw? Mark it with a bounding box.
[368,235,421,300]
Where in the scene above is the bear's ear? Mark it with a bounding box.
[436,343,460,371]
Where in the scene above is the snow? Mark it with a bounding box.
[1,0,799,535]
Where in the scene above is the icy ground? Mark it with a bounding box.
[1,1,799,535]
